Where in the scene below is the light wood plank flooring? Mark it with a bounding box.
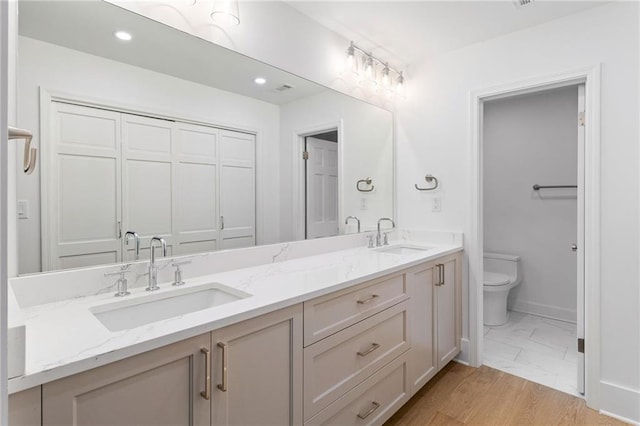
[385,363,627,425]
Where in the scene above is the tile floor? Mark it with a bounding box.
[482,311,580,396]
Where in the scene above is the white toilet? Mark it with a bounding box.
[483,252,522,326]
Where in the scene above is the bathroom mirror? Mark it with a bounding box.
[15,0,394,274]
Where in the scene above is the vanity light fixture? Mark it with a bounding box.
[211,0,240,26]
[254,77,267,85]
[114,30,132,41]
[342,41,406,98]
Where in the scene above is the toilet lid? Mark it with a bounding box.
[483,271,510,286]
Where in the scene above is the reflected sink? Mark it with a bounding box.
[376,244,435,256]
[91,283,251,332]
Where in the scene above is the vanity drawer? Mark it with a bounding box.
[303,301,410,420]
[304,272,408,346]
[305,351,410,426]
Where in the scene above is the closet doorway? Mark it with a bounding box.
[480,84,584,396]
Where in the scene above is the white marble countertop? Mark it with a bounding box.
[8,240,462,393]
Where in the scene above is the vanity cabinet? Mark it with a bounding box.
[211,305,303,426]
[40,304,302,426]
[42,333,211,425]
[407,252,462,395]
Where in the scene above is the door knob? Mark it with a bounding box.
[571,244,577,252]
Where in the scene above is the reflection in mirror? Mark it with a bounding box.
[16,0,394,275]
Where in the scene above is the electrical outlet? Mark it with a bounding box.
[360,198,368,210]
[17,200,29,219]
[432,197,441,212]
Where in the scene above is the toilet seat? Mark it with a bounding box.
[483,271,510,287]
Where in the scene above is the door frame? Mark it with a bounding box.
[292,121,343,241]
[468,65,601,408]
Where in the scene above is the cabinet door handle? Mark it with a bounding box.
[440,264,445,285]
[200,348,211,400]
[217,342,228,392]
[357,401,381,420]
[220,216,225,230]
[356,294,379,305]
[357,342,380,357]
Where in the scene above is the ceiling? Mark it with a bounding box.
[286,1,607,68]
[18,1,326,105]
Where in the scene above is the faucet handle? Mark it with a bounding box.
[104,270,130,297]
[366,235,375,248]
[171,260,191,286]
[383,232,390,246]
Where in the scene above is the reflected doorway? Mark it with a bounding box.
[304,130,339,239]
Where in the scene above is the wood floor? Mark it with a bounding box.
[385,363,627,425]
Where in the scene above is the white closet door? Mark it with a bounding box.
[122,114,175,260]
[220,130,255,249]
[46,102,122,270]
[305,137,338,239]
[175,123,219,255]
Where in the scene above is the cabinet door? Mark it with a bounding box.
[406,262,436,395]
[43,334,211,426]
[435,254,462,370]
[211,304,302,426]
[219,130,255,250]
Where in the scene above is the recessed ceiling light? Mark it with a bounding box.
[114,31,132,41]
[254,77,267,85]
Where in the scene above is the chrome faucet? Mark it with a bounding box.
[147,236,167,291]
[345,216,361,233]
[376,218,395,247]
[124,231,140,260]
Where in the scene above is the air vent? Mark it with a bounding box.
[275,84,295,92]
[513,0,534,8]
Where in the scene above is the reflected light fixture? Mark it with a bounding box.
[342,41,405,98]
[114,30,132,41]
[211,0,240,26]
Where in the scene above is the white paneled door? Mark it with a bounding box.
[44,102,255,270]
[220,130,256,249]
[46,102,122,270]
[305,137,338,239]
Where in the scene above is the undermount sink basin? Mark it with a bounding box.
[91,283,251,332]
[376,244,435,256]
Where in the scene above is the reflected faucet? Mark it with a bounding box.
[124,231,140,260]
[147,236,167,291]
[376,218,395,247]
[345,216,361,233]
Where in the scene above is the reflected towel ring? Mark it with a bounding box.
[415,174,438,191]
[356,177,374,192]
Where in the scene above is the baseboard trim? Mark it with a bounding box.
[510,301,577,323]
[455,338,471,365]
[599,381,640,424]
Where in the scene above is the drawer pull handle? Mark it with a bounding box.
[217,342,228,392]
[200,347,211,400]
[357,342,380,357]
[357,401,381,420]
[357,294,379,305]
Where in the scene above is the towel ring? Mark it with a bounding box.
[415,174,438,191]
[356,178,374,192]
[8,126,37,174]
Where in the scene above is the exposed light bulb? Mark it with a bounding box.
[396,71,406,97]
[381,64,391,88]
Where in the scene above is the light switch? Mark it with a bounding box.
[17,200,29,219]
[432,197,441,212]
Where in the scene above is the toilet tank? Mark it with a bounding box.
[483,252,522,284]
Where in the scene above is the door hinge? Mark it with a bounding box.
[302,151,309,160]
[578,338,585,354]
[578,111,585,127]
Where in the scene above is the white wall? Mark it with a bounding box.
[397,3,639,421]
[16,36,281,274]
[484,87,578,322]
[279,90,394,241]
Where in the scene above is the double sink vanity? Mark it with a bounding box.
[7,230,462,425]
